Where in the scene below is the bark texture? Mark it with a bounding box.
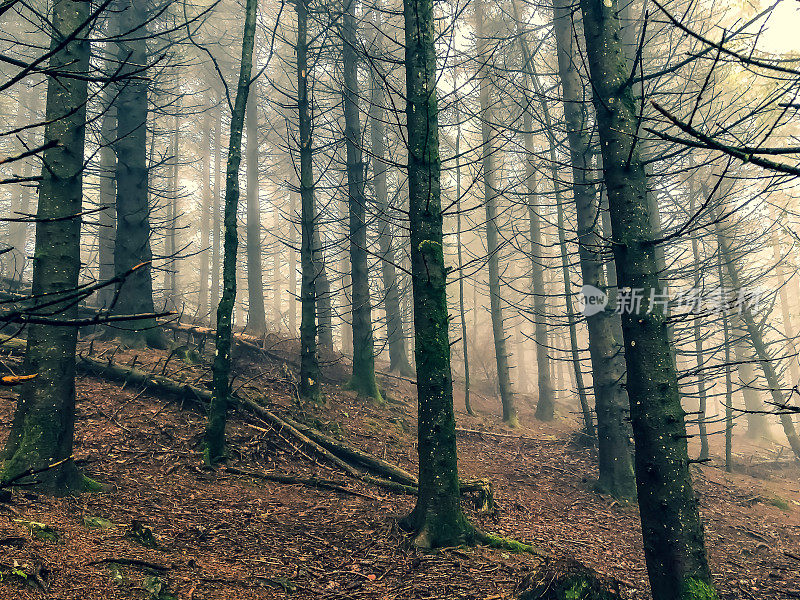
[1,0,97,493]
[580,0,717,596]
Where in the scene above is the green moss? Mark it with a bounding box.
[679,577,719,600]
[83,516,115,529]
[767,496,790,511]
[15,519,60,543]
[484,533,543,555]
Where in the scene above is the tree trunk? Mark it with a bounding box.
[580,0,717,596]
[454,100,473,415]
[198,105,211,321]
[211,103,222,319]
[204,0,258,463]
[400,0,477,547]
[342,0,380,401]
[7,83,33,286]
[550,0,634,491]
[296,0,321,403]
[245,82,266,335]
[370,6,412,377]
[273,209,282,324]
[512,4,592,437]
[688,190,708,461]
[1,0,99,493]
[112,0,162,346]
[713,206,800,459]
[97,67,117,309]
[165,111,179,311]
[475,0,516,426]
[289,192,298,333]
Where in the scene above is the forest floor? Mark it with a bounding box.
[0,332,799,600]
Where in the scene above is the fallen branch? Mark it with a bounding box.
[87,558,169,572]
[222,465,377,500]
[71,355,493,509]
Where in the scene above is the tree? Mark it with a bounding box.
[549,0,634,497]
[474,0,517,427]
[204,0,258,464]
[369,3,413,377]
[245,79,267,335]
[111,0,163,347]
[1,0,100,493]
[400,0,477,547]
[297,0,321,403]
[341,0,380,401]
[579,0,718,596]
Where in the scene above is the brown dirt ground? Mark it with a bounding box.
[0,336,798,599]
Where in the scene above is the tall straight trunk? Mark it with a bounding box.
[315,222,333,347]
[370,6,412,376]
[296,0,321,402]
[211,104,222,318]
[113,0,162,346]
[245,83,266,335]
[165,112,179,311]
[273,209,282,323]
[512,3,591,436]
[713,206,800,459]
[204,0,258,463]
[772,231,800,386]
[401,0,476,546]
[289,193,298,332]
[342,0,380,401]
[97,69,117,308]
[688,190,708,460]
[7,84,33,285]
[340,242,352,354]
[732,332,770,437]
[454,101,472,414]
[718,251,734,472]
[550,0,633,493]
[580,0,717,596]
[522,111,556,424]
[1,0,99,492]
[198,106,211,321]
[474,0,516,426]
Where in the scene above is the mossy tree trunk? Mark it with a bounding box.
[296,0,321,403]
[341,0,380,401]
[1,0,97,493]
[245,80,266,336]
[474,0,517,427]
[203,0,258,464]
[401,0,477,547]
[551,0,634,496]
[370,4,413,377]
[579,0,718,597]
[112,0,162,347]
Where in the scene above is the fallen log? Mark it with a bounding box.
[72,355,493,510]
[282,415,418,486]
[222,465,377,500]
